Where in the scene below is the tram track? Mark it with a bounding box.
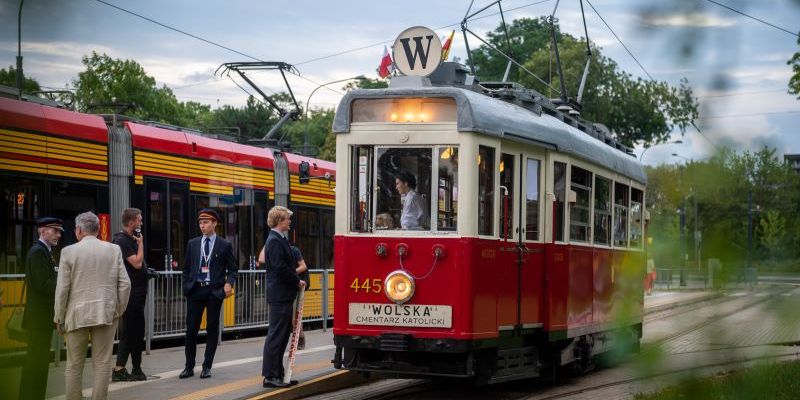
[317,288,795,400]
[649,287,793,347]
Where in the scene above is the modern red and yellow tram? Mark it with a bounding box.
[332,64,647,383]
[0,86,335,276]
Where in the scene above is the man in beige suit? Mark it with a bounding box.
[54,212,131,400]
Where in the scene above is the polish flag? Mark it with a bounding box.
[378,46,394,79]
[441,30,455,61]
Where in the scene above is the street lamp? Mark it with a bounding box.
[16,0,25,99]
[639,139,682,162]
[303,75,366,155]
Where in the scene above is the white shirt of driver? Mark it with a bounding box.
[400,190,425,230]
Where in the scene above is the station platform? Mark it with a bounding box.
[0,289,722,400]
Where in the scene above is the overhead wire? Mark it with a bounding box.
[705,0,799,38]
[584,0,653,81]
[93,0,342,98]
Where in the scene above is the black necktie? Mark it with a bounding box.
[49,251,56,267]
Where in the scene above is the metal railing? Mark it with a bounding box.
[1,269,334,354]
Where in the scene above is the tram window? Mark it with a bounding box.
[553,162,566,242]
[437,146,458,231]
[352,98,456,123]
[499,154,515,239]
[569,166,592,243]
[594,176,612,245]
[350,146,373,232]
[322,209,335,268]
[254,190,269,257]
[613,182,630,247]
[1,176,44,274]
[375,147,432,231]
[235,188,254,268]
[525,158,540,241]
[294,206,320,268]
[478,146,495,236]
[169,182,188,270]
[146,180,167,268]
[630,188,644,249]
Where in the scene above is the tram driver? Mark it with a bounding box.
[395,170,426,230]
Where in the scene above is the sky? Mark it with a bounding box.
[0,0,798,165]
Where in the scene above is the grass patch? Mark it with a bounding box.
[634,360,800,400]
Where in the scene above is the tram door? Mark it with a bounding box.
[519,156,545,327]
[144,178,189,270]
[497,153,519,330]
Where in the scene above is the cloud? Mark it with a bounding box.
[0,40,115,60]
[641,13,736,28]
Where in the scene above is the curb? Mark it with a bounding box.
[242,369,374,400]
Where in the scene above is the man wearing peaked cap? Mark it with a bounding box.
[179,208,237,380]
[19,217,63,400]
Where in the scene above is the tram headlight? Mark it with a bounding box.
[384,270,414,304]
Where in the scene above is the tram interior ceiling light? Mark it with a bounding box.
[440,146,454,160]
[384,270,415,304]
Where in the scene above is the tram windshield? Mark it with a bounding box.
[350,145,459,233]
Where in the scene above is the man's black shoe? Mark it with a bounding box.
[179,368,194,379]
[112,368,131,382]
[200,368,211,379]
[262,378,289,388]
[288,379,299,386]
[130,367,147,381]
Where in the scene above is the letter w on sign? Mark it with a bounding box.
[399,35,434,70]
[392,26,442,77]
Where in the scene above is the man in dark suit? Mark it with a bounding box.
[179,209,237,379]
[19,217,63,400]
[262,206,305,388]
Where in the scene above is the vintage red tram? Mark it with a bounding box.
[332,65,647,382]
[0,86,335,276]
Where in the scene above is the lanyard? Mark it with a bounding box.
[201,237,214,266]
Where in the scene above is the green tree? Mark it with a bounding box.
[0,65,41,93]
[72,52,212,127]
[789,34,800,99]
[470,18,698,147]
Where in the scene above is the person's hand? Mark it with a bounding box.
[55,322,64,335]
[224,283,233,298]
[134,234,143,246]
[299,281,307,290]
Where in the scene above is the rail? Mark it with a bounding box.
[0,269,334,354]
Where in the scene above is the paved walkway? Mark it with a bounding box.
[0,289,734,400]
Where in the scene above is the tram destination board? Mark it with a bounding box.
[349,303,452,328]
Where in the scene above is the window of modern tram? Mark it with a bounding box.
[437,146,458,231]
[594,176,612,246]
[613,182,630,247]
[1,176,44,274]
[375,147,432,231]
[478,146,495,236]
[630,188,644,249]
[525,158,541,241]
[569,166,592,243]
[553,162,567,242]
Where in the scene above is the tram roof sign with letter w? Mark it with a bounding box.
[392,26,443,77]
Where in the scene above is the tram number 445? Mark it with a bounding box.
[350,278,382,294]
